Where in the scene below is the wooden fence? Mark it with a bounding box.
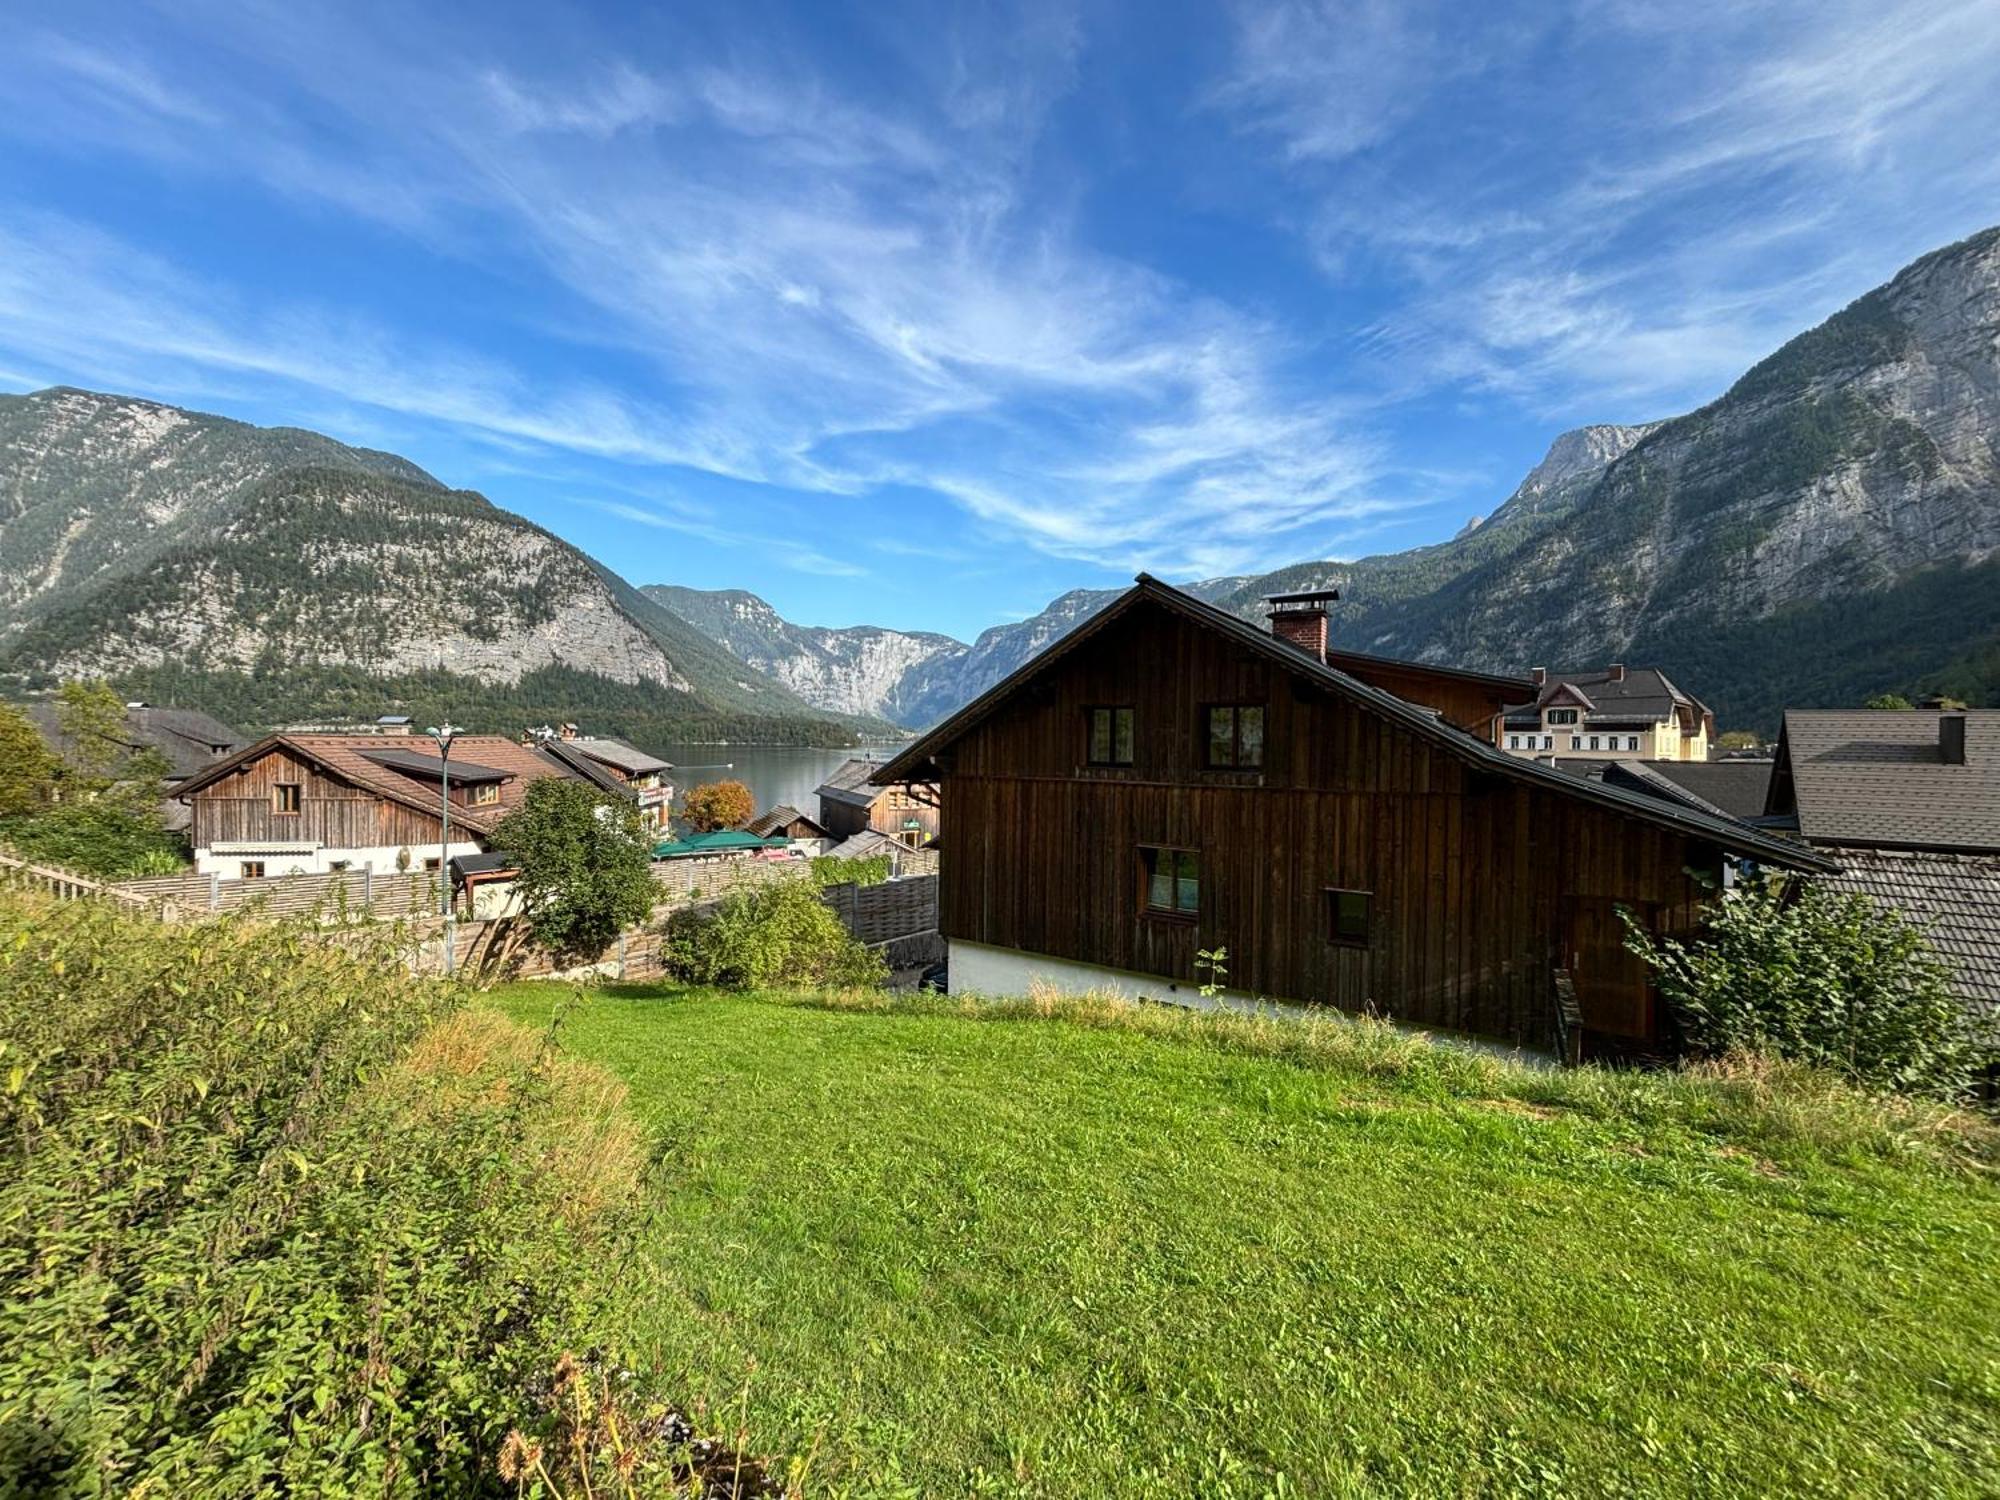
[111,867,442,920]
[821,875,938,946]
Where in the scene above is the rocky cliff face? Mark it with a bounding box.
[642,585,967,723]
[0,388,873,742]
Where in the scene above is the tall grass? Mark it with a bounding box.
[0,891,710,1497]
[768,980,1999,1172]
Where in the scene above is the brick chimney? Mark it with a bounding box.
[1608,663,1626,682]
[1531,667,1546,686]
[1264,588,1340,662]
[1941,712,1967,766]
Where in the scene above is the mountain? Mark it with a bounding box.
[0,388,883,746]
[641,585,968,724]
[664,227,2000,732]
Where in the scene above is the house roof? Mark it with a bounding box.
[563,735,672,776]
[1585,759,1776,822]
[1817,849,2000,1035]
[652,829,791,859]
[531,736,637,799]
[1319,647,1536,697]
[1770,710,2000,852]
[174,732,579,837]
[362,748,514,783]
[1502,667,1710,730]
[816,756,890,809]
[874,574,1832,873]
[746,803,828,838]
[825,829,907,862]
[19,700,245,781]
[450,850,519,879]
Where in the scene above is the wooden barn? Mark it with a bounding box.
[873,576,1830,1053]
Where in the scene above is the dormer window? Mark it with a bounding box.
[470,782,500,807]
[1547,708,1579,726]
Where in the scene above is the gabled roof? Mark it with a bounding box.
[746,804,828,838]
[816,757,889,808]
[564,735,672,777]
[1502,667,1709,730]
[174,732,580,837]
[532,736,637,799]
[875,574,1832,872]
[1769,710,2000,852]
[1319,647,1535,699]
[19,700,245,781]
[1818,849,2000,1034]
[362,748,513,783]
[826,829,908,862]
[1599,759,1775,823]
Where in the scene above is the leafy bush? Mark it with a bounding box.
[0,891,654,1495]
[1624,876,1991,1100]
[664,879,887,991]
[808,853,891,889]
[494,779,657,960]
[0,800,188,879]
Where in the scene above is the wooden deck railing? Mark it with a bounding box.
[0,851,155,910]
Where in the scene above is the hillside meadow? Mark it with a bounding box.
[2,885,1995,1496]
[496,980,2000,1498]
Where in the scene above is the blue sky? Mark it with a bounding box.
[2,1,1996,641]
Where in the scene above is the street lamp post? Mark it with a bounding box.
[427,722,461,974]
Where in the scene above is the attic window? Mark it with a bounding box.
[273,783,301,816]
[1206,705,1265,769]
[469,783,500,806]
[1087,706,1134,766]
[1547,709,1579,726]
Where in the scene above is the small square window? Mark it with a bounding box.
[470,782,500,806]
[1326,887,1371,945]
[1206,705,1265,769]
[1087,706,1134,766]
[1627,736,1640,752]
[1140,845,1199,917]
[273,782,301,815]
[240,861,265,880]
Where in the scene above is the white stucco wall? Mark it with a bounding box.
[947,939,1297,1018]
[193,840,481,878]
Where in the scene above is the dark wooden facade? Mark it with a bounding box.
[186,745,448,850]
[1322,650,1526,744]
[922,597,1750,1046]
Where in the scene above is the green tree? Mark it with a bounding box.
[492,779,656,960]
[0,704,58,817]
[1864,693,1914,711]
[1624,876,1988,1099]
[1715,729,1762,752]
[680,778,755,833]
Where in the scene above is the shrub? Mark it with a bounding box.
[0,890,655,1495]
[0,799,188,879]
[1624,876,1990,1100]
[664,878,887,991]
[808,853,891,889]
[494,778,657,960]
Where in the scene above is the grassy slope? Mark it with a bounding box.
[496,983,2000,1498]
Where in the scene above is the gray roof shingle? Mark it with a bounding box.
[1817,849,2000,1035]
[1773,711,2000,852]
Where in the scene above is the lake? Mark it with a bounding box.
[652,742,911,822]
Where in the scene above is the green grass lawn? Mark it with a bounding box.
[495,981,2000,1498]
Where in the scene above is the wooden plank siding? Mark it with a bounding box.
[188,746,446,850]
[937,601,1716,1045]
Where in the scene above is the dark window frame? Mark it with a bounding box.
[272,782,302,816]
[1138,844,1200,922]
[1546,708,1579,726]
[1086,705,1135,767]
[1204,703,1266,770]
[1325,886,1372,947]
[240,861,266,880]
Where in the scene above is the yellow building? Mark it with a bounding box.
[1500,665,1713,762]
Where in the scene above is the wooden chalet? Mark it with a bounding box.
[815,757,939,847]
[873,577,1829,1053]
[528,723,674,831]
[175,731,582,879]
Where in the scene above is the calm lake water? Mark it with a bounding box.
[652,742,910,821]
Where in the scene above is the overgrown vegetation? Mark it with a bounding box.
[0,891,669,1495]
[807,853,891,889]
[1626,876,1994,1100]
[663,879,886,991]
[0,681,187,878]
[497,979,2000,1496]
[494,779,658,960]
